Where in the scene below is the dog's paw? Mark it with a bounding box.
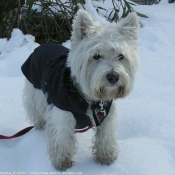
[52,159,76,171]
[94,154,117,165]
[92,144,118,165]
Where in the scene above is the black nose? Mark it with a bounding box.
[106,73,119,84]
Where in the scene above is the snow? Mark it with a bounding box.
[0,0,175,174]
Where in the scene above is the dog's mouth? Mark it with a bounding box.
[94,85,126,100]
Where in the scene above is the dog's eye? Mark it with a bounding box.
[93,54,101,60]
[118,54,124,61]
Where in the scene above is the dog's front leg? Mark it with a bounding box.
[45,105,77,170]
[92,101,118,165]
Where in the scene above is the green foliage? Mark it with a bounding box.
[96,0,148,22]
[0,0,80,43]
[0,0,148,44]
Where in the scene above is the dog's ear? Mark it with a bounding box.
[72,9,97,40]
[117,12,140,40]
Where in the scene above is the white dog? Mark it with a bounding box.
[22,10,139,170]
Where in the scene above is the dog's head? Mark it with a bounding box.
[67,10,140,101]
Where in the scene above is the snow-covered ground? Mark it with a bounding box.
[0,0,175,175]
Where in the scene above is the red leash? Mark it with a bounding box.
[0,124,93,140]
[75,123,94,133]
[0,126,34,139]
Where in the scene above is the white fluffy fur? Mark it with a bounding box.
[23,10,139,170]
[67,10,139,101]
[23,79,46,129]
[23,79,77,170]
[44,105,77,170]
[92,100,118,164]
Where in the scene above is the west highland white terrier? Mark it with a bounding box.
[21,9,139,170]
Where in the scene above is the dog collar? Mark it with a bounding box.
[63,68,113,127]
[91,100,113,126]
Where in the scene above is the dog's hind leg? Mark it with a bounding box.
[45,106,77,170]
[92,100,118,165]
[23,79,46,129]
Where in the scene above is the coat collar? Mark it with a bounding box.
[63,67,113,127]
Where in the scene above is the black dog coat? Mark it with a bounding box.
[21,43,112,132]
